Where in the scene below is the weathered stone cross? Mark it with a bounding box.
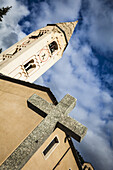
[27,93,87,143]
[1,94,87,170]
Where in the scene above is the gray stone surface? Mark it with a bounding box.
[0,94,87,170]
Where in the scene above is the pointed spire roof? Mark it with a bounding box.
[56,20,78,42]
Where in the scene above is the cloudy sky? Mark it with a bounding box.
[0,0,113,169]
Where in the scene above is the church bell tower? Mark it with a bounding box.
[0,21,78,82]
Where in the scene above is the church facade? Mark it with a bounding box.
[0,74,93,170]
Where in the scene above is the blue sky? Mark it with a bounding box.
[0,0,113,169]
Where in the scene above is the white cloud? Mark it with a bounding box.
[75,130,113,170]
[0,0,29,51]
[29,0,81,30]
[81,0,113,53]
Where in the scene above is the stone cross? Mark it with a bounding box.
[0,94,87,170]
[28,94,87,143]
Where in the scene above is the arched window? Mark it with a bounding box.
[24,59,36,74]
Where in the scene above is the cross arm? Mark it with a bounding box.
[27,93,77,117]
[56,94,77,116]
[58,116,87,142]
[27,94,55,117]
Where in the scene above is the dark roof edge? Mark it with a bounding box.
[67,137,82,170]
[47,24,68,51]
[0,74,58,105]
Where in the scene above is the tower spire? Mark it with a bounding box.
[0,20,78,82]
[56,20,78,42]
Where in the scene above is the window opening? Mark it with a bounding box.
[43,136,59,158]
[49,41,58,54]
[24,59,36,74]
[88,168,91,170]
[83,165,87,170]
